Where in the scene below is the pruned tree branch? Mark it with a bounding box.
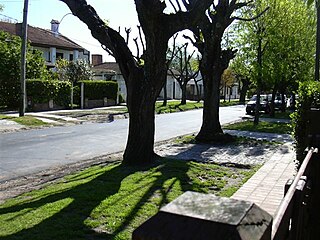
[125,27,132,44]
[137,25,145,52]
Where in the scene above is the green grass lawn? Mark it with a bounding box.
[260,111,292,119]
[223,120,292,134]
[0,158,258,240]
[0,115,47,126]
[155,101,203,114]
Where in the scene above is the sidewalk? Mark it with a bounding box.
[231,142,296,216]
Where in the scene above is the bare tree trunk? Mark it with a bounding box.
[269,88,276,117]
[254,36,263,125]
[124,89,158,164]
[196,64,223,142]
[181,83,187,105]
[239,78,250,104]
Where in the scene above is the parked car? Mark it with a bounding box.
[246,94,271,115]
[246,94,286,115]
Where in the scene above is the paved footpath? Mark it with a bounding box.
[231,142,296,216]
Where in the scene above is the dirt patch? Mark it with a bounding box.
[0,152,123,204]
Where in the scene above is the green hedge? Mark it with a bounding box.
[291,80,320,164]
[80,80,118,100]
[27,79,71,107]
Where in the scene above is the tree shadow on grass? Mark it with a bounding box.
[0,158,193,240]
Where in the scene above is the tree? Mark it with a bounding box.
[55,58,93,108]
[55,58,92,83]
[60,0,212,165]
[231,0,315,119]
[221,68,237,102]
[187,1,252,142]
[0,31,47,109]
[168,42,199,105]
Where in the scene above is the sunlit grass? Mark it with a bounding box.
[223,120,291,134]
[0,158,258,240]
[0,115,47,126]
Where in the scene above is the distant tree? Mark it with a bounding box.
[0,31,47,109]
[232,0,315,120]
[60,0,212,165]
[221,68,237,101]
[168,43,199,105]
[55,58,92,83]
[187,0,254,142]
[55,58,92,108]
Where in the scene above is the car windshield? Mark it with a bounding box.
[249,95,268,101]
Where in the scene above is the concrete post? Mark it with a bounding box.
[133,192,272,240]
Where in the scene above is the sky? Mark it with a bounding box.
[0,0,140,62]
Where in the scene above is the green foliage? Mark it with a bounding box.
[0,159,257,239]
[0,115,48,126]
[80,80,118,100]
[230,0,315,95]
[27,79,71,108]
[291,81,320,162]
[0,31,48,109]
[55,59,93,83]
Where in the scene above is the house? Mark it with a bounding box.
[0,20,89,68]
[91,54,203,102]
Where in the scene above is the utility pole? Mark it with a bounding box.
[19,0,29,116]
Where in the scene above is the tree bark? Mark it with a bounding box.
[124,88,158,164]
[239,77,250,104]
[269,87,276,117]
[196,68,222,141]
[181,82,187,105]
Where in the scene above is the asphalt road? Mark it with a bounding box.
[0,105,245,182]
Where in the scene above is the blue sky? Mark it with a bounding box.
[0,0,139,61]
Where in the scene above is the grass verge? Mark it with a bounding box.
[223,120,291,134]
[260,111,292,119]
[0,115,47,127]
[0,158,258,240]
[155,101,203,114]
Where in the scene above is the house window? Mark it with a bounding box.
[70,54,73,61]
[48,52,51,62]
[56,52,64,60]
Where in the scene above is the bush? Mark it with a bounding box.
[80,80,118,100]
[27,79,71,108]
[291,80,320,164]
[0,31,48,110]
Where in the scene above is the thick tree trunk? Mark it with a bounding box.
[254,89,261,125]
[196,70,223,142]
[269,88,276,117]
[181,83,187,105]
[124,91,157,165]
[239,78,250,104]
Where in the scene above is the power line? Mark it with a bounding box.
[0,13,19,22]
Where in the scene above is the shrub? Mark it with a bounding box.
[0,31,48,109]
[291,80,320,164]
[80,80,118,100]
[27,79,71,108]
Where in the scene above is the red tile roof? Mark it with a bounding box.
[0,21,85,51]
